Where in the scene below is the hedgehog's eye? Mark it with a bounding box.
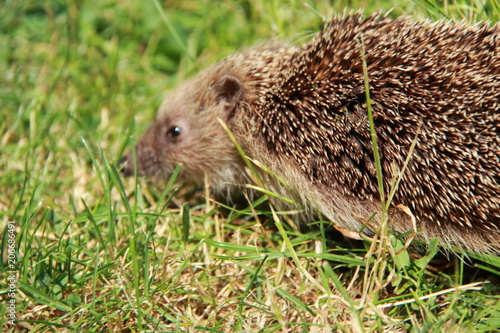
[166,126,182,140]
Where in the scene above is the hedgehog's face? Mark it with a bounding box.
[120,69,246,193]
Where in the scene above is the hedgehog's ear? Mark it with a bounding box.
[213,75,243,116]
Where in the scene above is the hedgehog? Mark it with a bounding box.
[120,13,500,254]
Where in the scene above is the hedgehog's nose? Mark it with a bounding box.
[118,155,133,177]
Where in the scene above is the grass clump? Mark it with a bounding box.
[1,0,499,332]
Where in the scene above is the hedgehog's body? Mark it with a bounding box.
[121,14,500,253]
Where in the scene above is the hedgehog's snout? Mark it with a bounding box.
[118,155,133,177]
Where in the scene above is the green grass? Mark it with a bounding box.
[1,0,500,332]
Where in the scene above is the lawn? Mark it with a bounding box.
[1,0,500,332]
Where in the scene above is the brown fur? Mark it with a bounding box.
[121,13,500,254]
